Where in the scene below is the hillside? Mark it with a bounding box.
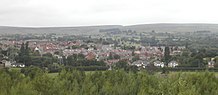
[0,25,123,35]
[0,23,218,35]
[125,23,218,33]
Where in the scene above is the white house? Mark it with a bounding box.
[154,61,164,68]
[168,61,179,68]
[208,61,215,68]
[1,60,12,68]
[12,63,25,68]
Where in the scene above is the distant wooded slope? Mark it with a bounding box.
[0,23,218,34]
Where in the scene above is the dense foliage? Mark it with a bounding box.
[0,67,218,95]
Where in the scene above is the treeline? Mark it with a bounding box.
[0,67,218,95]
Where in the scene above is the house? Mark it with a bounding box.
[208,61,215,68]
[1,60,12,68]
[168,61,179,68]
[96,52,109,61]
[4,61,12,67]
[105,59,120,65]
[132,60,150,68]
[11,63,25,68]
[85,52,96,60]
[153,61,164,68]
[134,51,140,55]
[132,60,143,67]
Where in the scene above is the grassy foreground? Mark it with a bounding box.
[1,67,218,95]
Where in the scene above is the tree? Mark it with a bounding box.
[108,52,113,60]
[1,68,218,94]
[20,43,25,55]
[132,55,140,62]
[43,53,53,57]
[132,50,135,56]
[25,41,29,55]
[77,54,85,60]
[24,41,31,66]
[54,51,60,55]
[114,54,120,59]
[62,56,67,66]
[114,60,128,70]
[164,46,171,66]
[18,43,25,63]
[17,42,30,65]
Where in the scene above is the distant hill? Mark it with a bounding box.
[0,23,218,35]
[0,25,123,35]
[124,23,218,33]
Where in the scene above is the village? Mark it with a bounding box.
[0,29,217,71]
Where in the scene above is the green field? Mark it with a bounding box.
[9,68,22,71]
[47,71,105,77]
[167,71,218,78]
[7,68,218,78]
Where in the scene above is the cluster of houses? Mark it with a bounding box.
[0,39,183,68]
[0,39,216,69]
[0,60,25,68]
[31,40,183,68]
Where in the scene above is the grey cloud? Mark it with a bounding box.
[0,0,218,26]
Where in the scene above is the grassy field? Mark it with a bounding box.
[8,68,102,77]
[48,73,59,78]
[9,68,22,71]
[167,71,218,78]
[7,68,218,78]
[47,71,105,77]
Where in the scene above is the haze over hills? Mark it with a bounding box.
[0,23,218,35]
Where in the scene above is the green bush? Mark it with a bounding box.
[0,67,218,95]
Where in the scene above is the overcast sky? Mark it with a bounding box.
[0,0,218,27]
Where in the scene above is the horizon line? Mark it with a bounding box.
[1,23,218,28]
